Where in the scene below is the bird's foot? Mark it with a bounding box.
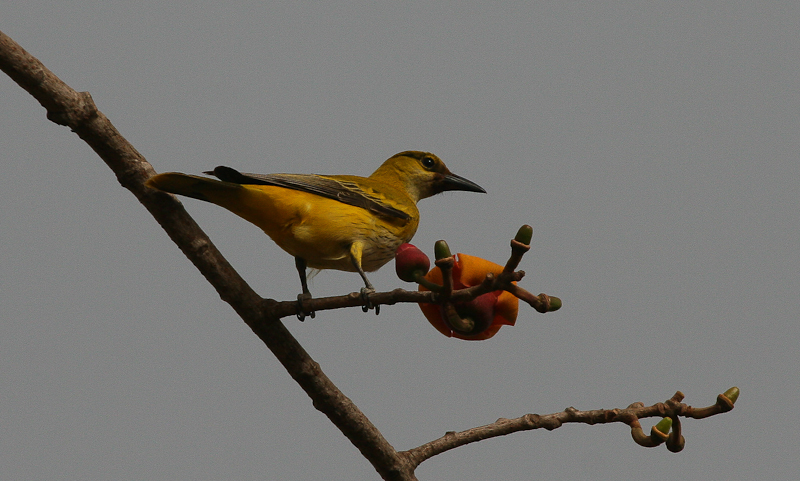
[360,287,380,315]
[296,292,316,321]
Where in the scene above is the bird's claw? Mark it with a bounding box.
[296,293,316,321]
[360,287,380,315]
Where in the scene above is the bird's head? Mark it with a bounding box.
[370,151,485,202]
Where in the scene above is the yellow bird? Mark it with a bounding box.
[145,151,484,318]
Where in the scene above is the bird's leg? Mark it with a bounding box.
[356,266,379,314]
[350,243,379,315]
[295,257,315,321]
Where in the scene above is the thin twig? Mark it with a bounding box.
[404,389,736,467]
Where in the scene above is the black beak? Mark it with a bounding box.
[441,172,486,193]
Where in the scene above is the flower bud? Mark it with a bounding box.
[547,296,563,312]
[515,225,533,245]
[651,418,672,442]
[434,240,452,260]
[395,243,431,283]
[723,386,740,404]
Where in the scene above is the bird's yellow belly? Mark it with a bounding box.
[233,185,418,272]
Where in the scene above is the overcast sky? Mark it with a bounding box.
[2,2,799,480]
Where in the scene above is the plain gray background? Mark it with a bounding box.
[3,2,798,480]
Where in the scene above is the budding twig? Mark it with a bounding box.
[404,388,739,467]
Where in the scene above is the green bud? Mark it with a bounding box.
[515,225,533,245]
[434,240,452,260]
[652,418,672,439]
[723,387,740,404]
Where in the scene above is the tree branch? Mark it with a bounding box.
[0,29,415,481]
[1,28,738,481]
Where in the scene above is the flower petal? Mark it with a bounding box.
[453,253,505,287]
[418,253,519,340]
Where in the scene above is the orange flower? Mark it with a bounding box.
[418,254,519,340]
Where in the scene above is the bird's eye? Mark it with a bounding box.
[421,157,436,169]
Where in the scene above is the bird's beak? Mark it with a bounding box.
[441,172,486,193]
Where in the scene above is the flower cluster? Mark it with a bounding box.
[420,253,519,340]
[395,226,560,340]
[395,243,518,340]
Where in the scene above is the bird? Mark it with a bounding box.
[145,151,485,319]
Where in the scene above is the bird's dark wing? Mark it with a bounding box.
[206,166,411,220]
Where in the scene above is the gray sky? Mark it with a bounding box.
[2,2,798,480]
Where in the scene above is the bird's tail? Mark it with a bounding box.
[146,173,284,233]
[146,173,241,203]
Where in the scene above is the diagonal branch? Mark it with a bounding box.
[0,29,415,481]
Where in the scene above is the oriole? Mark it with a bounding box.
[145,151,484,318]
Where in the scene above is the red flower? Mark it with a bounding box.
[418,254,519,340]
